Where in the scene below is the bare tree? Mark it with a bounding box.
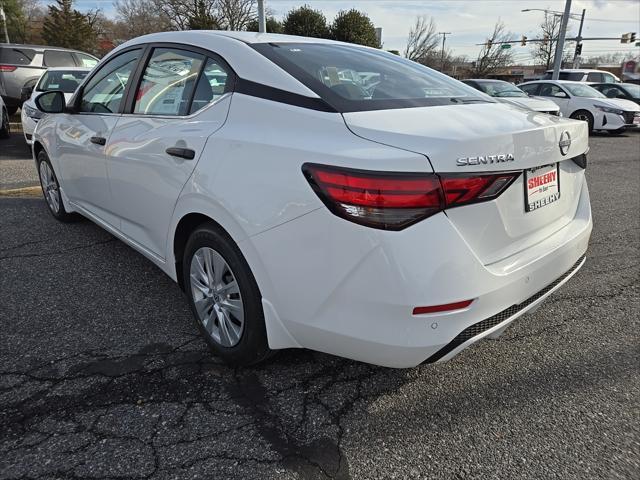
[216,0,256,30]
[404,16,439,62]
[471,21,514,77]
[115,0,172,37]
[154,0,215,31]
[531,13,574,69]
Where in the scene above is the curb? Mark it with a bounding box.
[0,186,41,197]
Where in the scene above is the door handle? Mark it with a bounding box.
[166,147,196,160]
[90,136,106,146]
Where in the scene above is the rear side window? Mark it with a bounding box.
[134,48,205,116]
[189,58,232,114]
[44,50,76,67]
[0,47,35,65]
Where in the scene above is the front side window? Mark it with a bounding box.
[80,49,141,113]
[253,43,488,112]
[36,70,89,93]
[519,83,540,95]
[134,48,205,116]
[538,84,567,97]
[587,72,604,82]
[44,50,76,67]
[563,83,605,98]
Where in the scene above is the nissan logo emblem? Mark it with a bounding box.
[559,131,571,156]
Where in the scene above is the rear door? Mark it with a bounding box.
[54,48,142,227]
[104,46,234,258]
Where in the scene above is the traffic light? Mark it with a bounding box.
[621,33,629,43]
[487,39,493,48]
[542,35,549,46]
[631,32,637,43]
[521,36,527,46]
[575,43,583,56]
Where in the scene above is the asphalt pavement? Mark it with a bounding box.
[0,132,37,190]
[0,133,639,479]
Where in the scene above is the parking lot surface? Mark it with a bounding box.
[0,132,36,190]
[1,133,639,479]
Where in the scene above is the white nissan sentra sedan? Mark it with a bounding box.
[32,31,592,368]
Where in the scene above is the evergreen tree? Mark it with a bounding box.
[331,9,379,48]
[42,0,96,52]
[282,5,329,38]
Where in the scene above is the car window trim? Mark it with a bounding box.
[121,42,239,118]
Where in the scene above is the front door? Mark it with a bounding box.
[55,48,142,228]
[105,48,234,258]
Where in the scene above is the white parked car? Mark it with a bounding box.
[541,69,620,84]
[0,94,9,138]
[21,67,91,145]
[32,31,592,368]
[518,80,640,134]
[462,79,561,115]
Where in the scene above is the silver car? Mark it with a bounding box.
[0,44,97,115]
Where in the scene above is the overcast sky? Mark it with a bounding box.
[73,0,640,64]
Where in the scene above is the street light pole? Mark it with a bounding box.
[0,4,10,44]
[573,8,586,68]
[439,32,451,71]
[552,0,572,80]
[257,0,266,33]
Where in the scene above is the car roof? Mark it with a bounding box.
[463,79,509,83]
[43,66,93,72]
[520,80,583,84]
[0,43,93,53]
[130,30,342,46]
[544,68,609,73]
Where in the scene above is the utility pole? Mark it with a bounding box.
[439,32,451,71]
[0,3,10,44]
[552,0,572,79]
[572,8,586,68]
[257,0,266,33]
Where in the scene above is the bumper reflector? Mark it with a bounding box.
[413,299,473,315]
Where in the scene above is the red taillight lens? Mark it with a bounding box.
[303,163,443,230]
[303,163,521,230]
[440,172,520,208]
[0,65,17,72]
[413,299,474,315]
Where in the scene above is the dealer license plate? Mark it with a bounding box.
[525,163,560,212]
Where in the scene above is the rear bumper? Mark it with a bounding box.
[246,176,592,368]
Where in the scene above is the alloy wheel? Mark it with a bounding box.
[39,161,60,213]
[190,247,245,347]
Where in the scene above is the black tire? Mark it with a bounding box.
[608,128,626,135]
[36,150,81,222]
[183,222,273,366]
[570,110,594,134]
[0,107,10,139]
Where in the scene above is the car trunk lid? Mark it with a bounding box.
[343,102,589,265]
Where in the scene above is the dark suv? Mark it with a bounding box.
[0,44,98,115]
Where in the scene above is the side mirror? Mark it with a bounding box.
[553,91,568,98]
[20,85,34,103]
[34,91,65,114]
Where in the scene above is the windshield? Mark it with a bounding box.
[477,81,527,97]
[252,43,490,112]
[36,70,88,93]
[621,83,640,97]
[563,83,606,98]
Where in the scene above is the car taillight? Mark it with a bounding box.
[0,65,17,72]
[303,163,520,230]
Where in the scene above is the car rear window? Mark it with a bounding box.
[44,50,77,67]
[0,47,36,65]
[542,72,584,81]
[252,42,489,112]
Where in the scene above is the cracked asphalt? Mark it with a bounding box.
[1,133,639,479]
